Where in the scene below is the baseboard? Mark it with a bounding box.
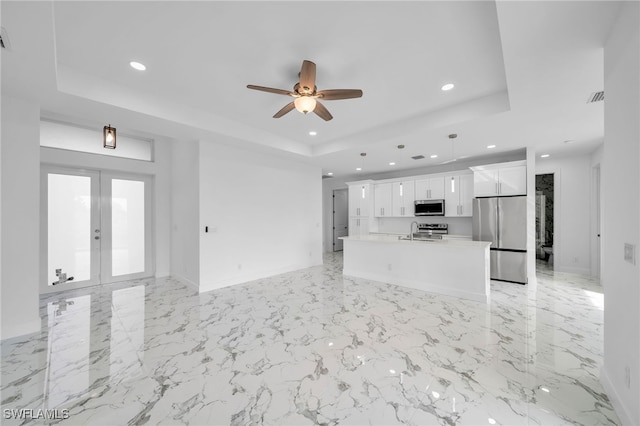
[600,367,635,425]
[199,261,321,293]
[171,274,199,290]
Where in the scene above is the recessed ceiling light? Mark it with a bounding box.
[487,145,496,149]
[539,386,550,393]
[389,369,396,374]
[441,83,455,91]
[397,144,405,149]
[356,167,362,171]
[327,172,333,176]
[389,162,396,166]
[430,154,438,159]
[129,61,146,71]
[541,154,550,158]
[309,131,317,136]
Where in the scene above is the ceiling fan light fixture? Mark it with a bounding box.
[294,96,316,114]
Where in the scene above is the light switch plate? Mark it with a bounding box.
[624,243,636,265]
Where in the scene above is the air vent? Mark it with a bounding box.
[411,155,425,160]
[587,91,604,103]
[322,175,334,179]
[0,27,10,50]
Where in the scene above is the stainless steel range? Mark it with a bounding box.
[414,223,448,240]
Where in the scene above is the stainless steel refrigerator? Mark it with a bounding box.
[472,196,527,284]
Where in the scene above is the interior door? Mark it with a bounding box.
[41,167,154,293]
[333,189,348,251]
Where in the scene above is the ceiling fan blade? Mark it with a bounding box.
[273,102,295,118]
[317,89,363,100]
[298,60,316,93]
[313,101,333,121]
[247,85,293,96]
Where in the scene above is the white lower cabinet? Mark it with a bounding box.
[445,173,473,217]
[349,217,370,236]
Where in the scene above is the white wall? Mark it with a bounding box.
[536,154,593,276]
[198,139,322,292]
[170,140,200,287]
[41,139,173,279]
[590,145,603,279]
[1,95,41,340]
[601,2,640,424]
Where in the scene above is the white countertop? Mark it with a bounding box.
[340,234,491,249]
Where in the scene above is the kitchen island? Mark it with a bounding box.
[341,235,491,303]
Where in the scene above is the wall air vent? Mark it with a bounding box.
[0,27,10,49]
[587,91,604,103]
[411,155,425,160]
[322,175,334,179]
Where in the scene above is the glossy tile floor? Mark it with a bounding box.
[1,254,619,425]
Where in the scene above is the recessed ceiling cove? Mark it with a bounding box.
[51,1,508,156]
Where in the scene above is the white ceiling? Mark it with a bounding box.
[1,1,622,178]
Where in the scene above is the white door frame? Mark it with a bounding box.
[40,165,154,294]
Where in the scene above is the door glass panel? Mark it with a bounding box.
[48,174,92,284]
[111,179,145,276]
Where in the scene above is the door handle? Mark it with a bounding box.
[94,236,100,240]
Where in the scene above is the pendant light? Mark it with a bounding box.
[103,124,116,149]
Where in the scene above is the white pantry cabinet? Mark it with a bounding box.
[415,176,445,200]
[444,173,473,217]
[347,180,374,237]
[374,183,393,217]
[392,180,415,217]
[471,161,527,197]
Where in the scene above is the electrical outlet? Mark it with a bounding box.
[573,257,579,264]
[624,243,636,265]
[625,365,631,388]
[238,264,242,270]
[387,263,392,271]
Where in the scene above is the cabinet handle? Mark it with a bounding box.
[495,183,499,194]
[500,183,502,194]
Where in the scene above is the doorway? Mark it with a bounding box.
[332,189,349,251]
[535,173,555,269]
[40,166,154,293]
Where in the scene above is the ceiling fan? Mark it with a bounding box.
[247,60,363,121]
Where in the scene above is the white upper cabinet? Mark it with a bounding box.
[498,166,527,196]
[415,176,445,200]
[471,161,527,197]
[374,183,393,217]
[392,180,415,217]
[444,173,473,217]
[348,181,372,217]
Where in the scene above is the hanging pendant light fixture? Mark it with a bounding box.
[103,124,116,149]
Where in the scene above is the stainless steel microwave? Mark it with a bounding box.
[414,199,445,216]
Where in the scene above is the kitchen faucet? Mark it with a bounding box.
[410,221,418,241]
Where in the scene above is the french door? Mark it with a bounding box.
[40,166,154,293]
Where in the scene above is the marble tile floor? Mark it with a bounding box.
[1,253,619,425]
